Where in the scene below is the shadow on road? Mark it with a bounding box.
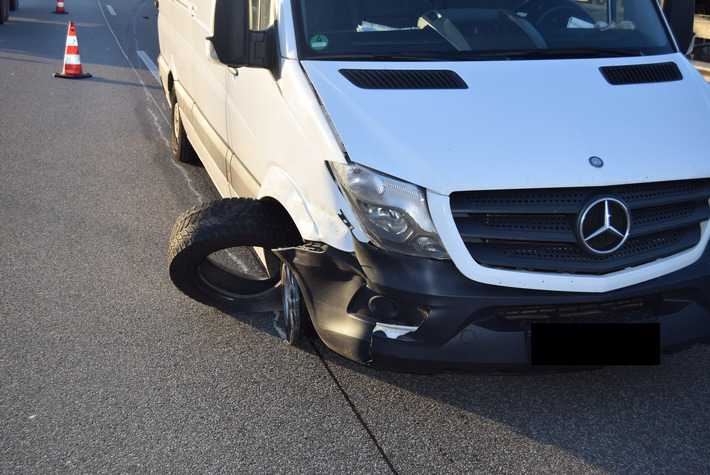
[322,337,710,471]
[217,295,710,471]
[89,75,161,90]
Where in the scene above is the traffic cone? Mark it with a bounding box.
[54,22,92,79]
[52,0,68,14]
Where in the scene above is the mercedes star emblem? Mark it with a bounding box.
[577,197,631,255]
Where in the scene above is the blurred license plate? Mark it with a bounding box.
[531,323,660,366]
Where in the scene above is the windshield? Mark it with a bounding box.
[294,0,675,60]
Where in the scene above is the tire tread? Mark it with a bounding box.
[168,198,302,311]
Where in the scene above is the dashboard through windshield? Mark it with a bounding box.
[294,0,675,60]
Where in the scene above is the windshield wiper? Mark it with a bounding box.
[306,48,644,62]
[305,53,451,61]
[465,48,645,59]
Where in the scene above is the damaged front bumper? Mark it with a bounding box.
[278,241,710,372]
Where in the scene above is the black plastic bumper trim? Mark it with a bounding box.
[278,240,710,372]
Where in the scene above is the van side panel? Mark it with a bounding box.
[189,0,229,179]
[159,0,354,251]
[176,83,232,198]
[224,56,356,251]
[157,0,193,103]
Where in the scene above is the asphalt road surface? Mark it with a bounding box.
[2,1,710,473]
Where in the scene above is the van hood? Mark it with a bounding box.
[302,54,710,195]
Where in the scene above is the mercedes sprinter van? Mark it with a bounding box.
[160,0,710,370]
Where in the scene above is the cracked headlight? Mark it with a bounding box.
[330,162,449,260]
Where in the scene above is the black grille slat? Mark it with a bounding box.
[631,202,710,238]
[451,179,710,275]
[450,180,710,215]
[456,214,575,243]
[600,62,683,85]
[340,69,468,89]
[466,227,699,275]
[496,297,659,322]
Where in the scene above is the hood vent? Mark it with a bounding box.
[600,62,683,85]
[340,69,468,90]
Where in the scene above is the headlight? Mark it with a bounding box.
[330,162,449,260]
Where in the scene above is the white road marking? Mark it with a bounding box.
[147,108,205,204]
[225,249,252,274]
[137,50,160,82]
[105,4,116,16]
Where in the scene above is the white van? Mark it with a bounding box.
[159,0,710,370]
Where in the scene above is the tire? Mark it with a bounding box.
[170,93,199,164]
[168,198,302,313]
[277,263,306,345]
[9,0,17,12]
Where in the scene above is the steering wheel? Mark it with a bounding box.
[517,0,595,33]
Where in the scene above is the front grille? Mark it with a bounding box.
[451,180,710,275]
[497,297,656,322]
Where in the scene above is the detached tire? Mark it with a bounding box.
[169,198,302,313]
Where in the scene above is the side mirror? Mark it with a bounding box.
[211,0,275,70]
[663,0,696,55]
[212,0,249,66]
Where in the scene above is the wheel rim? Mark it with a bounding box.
[196,247,280,301]
[173,102,181,138]
[281,264,301,340]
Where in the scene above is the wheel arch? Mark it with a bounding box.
[257,166,356,252]
[257,167,320,243]
[157,54,174,102]
[167,71,174,95]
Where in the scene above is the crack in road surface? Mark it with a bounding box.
[311,341,399,475]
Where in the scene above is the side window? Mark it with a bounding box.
[250,0,273,31]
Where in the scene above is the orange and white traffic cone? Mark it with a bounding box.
[54,22,92,79]
[52,0,68,14]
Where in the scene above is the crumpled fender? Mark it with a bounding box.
[258,166,359,252]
